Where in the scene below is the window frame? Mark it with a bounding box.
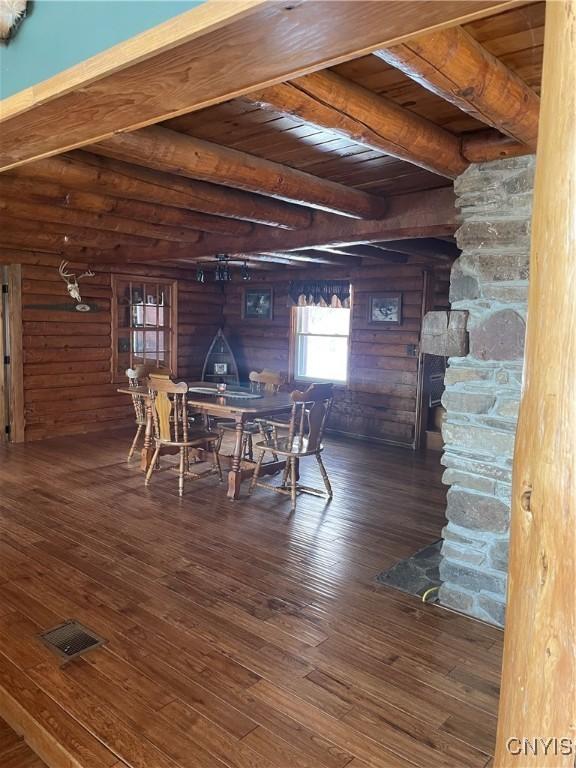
[111,274,178,383]
[290,302,352,386]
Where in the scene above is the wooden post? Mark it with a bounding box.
[7,265,24,443]
[414,269,434,450]
[495,1,576,765]
[0,267,6,443]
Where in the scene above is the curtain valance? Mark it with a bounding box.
[288,280,350,308]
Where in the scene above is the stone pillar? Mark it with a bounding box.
[439,155,534,626]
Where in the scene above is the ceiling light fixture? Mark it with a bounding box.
[214,255,232,282]
[240,260,251,281]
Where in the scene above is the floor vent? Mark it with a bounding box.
[40,620,106,662]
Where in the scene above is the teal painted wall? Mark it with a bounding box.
[0,0,204,99]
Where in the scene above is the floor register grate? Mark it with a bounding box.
[39,620,106,662]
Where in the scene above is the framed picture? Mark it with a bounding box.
[243,288,273,320]
[368,293,402,325]
[214,362,228,375]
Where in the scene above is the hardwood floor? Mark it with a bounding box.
[0,429,502,768]
[0,716,46,767]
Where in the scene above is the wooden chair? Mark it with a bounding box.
[249,383,334,512]
[248,369,286,394]
[218,369,286,460]
[145,374,222,496]
[126,365,171,461]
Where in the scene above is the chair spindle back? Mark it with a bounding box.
[126,366,159,423]
[127,365,172,423]
[148,374,189,444]
[287,383,333,451]
[249,369,285,394]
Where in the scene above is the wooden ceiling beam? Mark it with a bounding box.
[249,73,466,179]
[460,129,532,163]
[91,126,388,219]
[2,187,456,265]
[0,231,301,267]
[373,238,460,260]
[0,216,185,254]
[9,152,312,230]
[0,0,526,170]
[0,230,76,256]
[375,25,540,149]
[127,249,359,267]
[75,151,318,230]
[179,250,345,267]
[240,253,306,266]
[192,256,274,270]
[244,263,283,271]
[189,187,458,259]
[261,250,361,267]
[0,243,120,265]
[130,252,296,267]
[0,174,254,237]
[0,232,132,264]
[0,198,203,244]
[234,258,280,270]
[319,245,407,263]
[294,249,362,267]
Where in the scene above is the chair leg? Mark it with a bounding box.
[128,424,143,462]
[316,453,333,498]
[247,433,254,462]
[178,446,186,497]
[249,449,266,494]
[280,459,290,489]
[145,445,161,486]
[213,441,223,482]
[290,457,297,512]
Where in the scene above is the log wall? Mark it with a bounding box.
[0,248,448,446]
[0,250,224,441]
[224,261,449,446]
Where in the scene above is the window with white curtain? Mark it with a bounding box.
[293,305,351,383]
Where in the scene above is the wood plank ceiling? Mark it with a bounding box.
[0,3,545,270]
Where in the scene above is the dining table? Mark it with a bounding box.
[118,381,294,499]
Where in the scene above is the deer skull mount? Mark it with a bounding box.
[0,0,28,42]
[58,261,95,312]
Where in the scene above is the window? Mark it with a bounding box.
[293,305,351,384]
[112,276,177,380]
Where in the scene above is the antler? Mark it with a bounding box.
[58,259,74,281]
[58,260,94,281]
[77,268,95,280]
